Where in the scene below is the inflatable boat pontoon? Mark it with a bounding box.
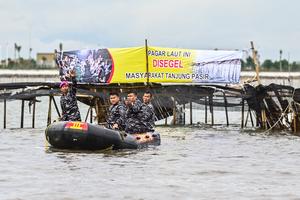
[45,121,160,150]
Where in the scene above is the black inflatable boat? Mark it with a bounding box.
[45,121,160,150]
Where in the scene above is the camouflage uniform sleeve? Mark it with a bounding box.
[131,100,142,113]
[69,77,77,96]
[116,104,126,126]
[149,104,156,122]
[106,105,113,125]
[141,104,153,122]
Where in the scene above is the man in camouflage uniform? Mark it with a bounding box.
[125,91,155,134]
[60,70,81,121]
[140,91,155,132]
[106,93,126,130]
[125,91,144,134]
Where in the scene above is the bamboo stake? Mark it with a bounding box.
[205,96,208,124]
[245,110,249,127]
[241,99,245,128]
[85,107,90,122]
[223,93,229,126]
[261,110,267,129]
[250,41,261,84]
[47,96,52,126]
[145,39,149,84]
[94,98,99,124]
[249,108,254,127]
[32,98,36,128]
[209,95,214,126]
[172,97,176,125]
[189,101,193,125]
[90,106,93,123]
[4,98,6,129]
[294,112,297,134]
[52,96,61,118]
[21,100,25,128]
[183,103,186,125]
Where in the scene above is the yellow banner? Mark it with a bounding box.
[56,46,242,84]
[147,46,196,83]
[108,47,146,83]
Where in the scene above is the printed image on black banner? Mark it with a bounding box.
[55,49,114,83]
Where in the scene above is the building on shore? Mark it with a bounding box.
[36,53,55,68]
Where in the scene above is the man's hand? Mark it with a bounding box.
[69,70,76,77]
[124,99,130,106]
[125,99,133,107]
[112,124,119,129]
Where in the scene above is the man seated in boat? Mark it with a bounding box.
[59,70,82,121]
[140,91,155,133]
[125,91,153,134]
[106,92,126,130]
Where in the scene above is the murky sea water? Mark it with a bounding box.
[1,98,300,200]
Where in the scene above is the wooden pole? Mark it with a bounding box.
[183,103,186,125]
[52,96,61,118]
[245,109,249,127]
[4,98,6,129]
[20,100,25,128]
[90,106,93,123]
[32,98,36,128]
[262,110,267,130]
[85,107,90,122]
[94,97,99,124]
[145,39,149,84]
[189,101,193,125]
[172,98,176,125]
[293,112,297,134]
[223,93,229,126]
[155,99,166,119]
[209,95,214,126]
[241,99,245,128]
[157,96,169,117]
[92,93,101,125]
[205,96,208,124]
[256,111,260,127]
[249,108,254,127]
[47,96,52,126]
[250,41,261,84]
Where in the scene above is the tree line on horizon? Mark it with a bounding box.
[0,58,49,69]
[242,56,300,72]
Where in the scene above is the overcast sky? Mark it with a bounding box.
[0,0,299,61]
